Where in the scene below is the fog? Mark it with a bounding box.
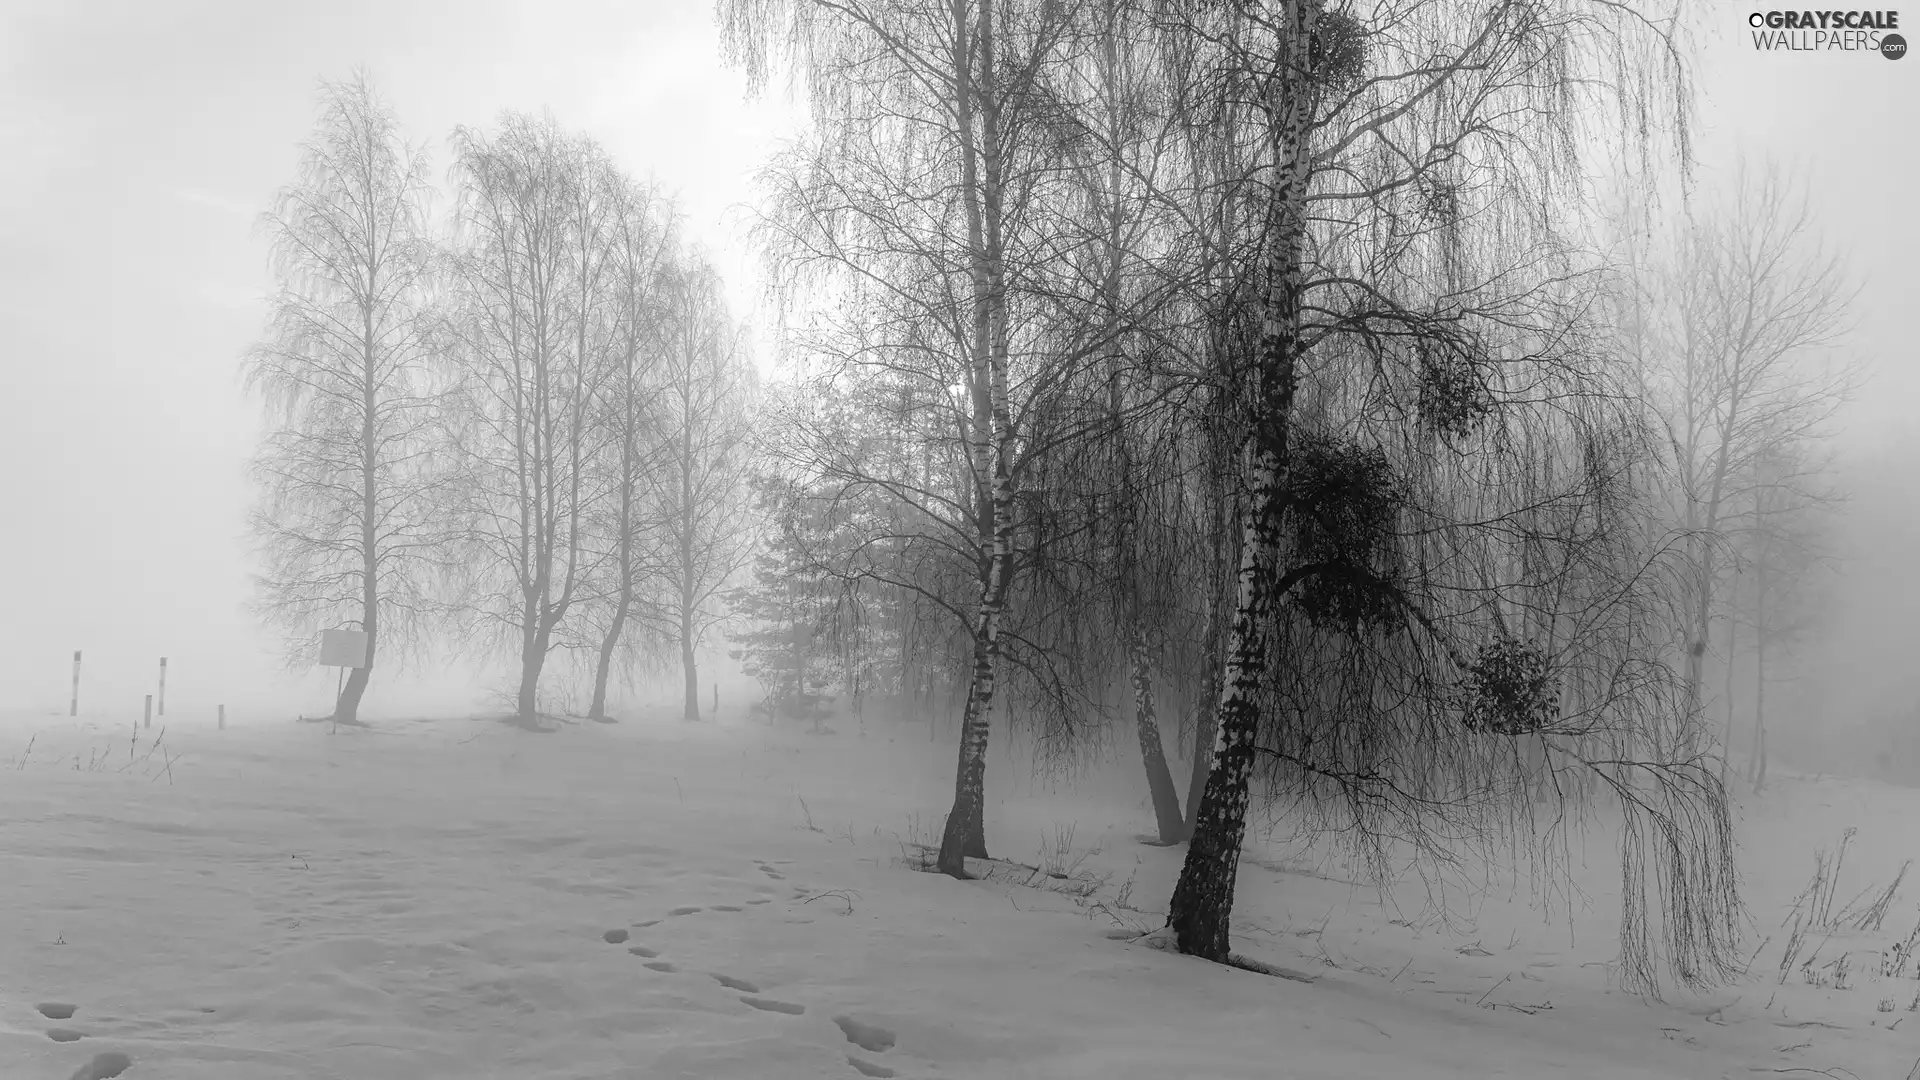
[4,5,1920,1078]
[1,0,800,719]
[3,4,1911,765]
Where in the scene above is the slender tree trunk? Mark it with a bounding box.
[518,618,550,720]
[1168,447,1289,958]
[335,270,383,724]
[1751,561,1769,790]
[1722,601,1737,786]
[1167,5,1315,959]
[1683,391,1741,755]
[334,476,378,723]
[935,0,1014,880]
[1186,395,1233,834]
[589,591,629,720]
[1132,628,1187,843]
[682,586,702,722]
[939,626,998,876]
[1185,672,1217,833]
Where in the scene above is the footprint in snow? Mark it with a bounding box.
[834,1015,897,1054]
[616,931,906,1075]
[668,906,703,916]
[67,1051,132,1080]
[603,928,630,944]
[739,996,805,1015]
[34,1006,131,1080]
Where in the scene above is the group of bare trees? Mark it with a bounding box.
[1610,165,1855,790]
[713,0,1861,996]
[248,76,753,726]
[247,0,1859,1004]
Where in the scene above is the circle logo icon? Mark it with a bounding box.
[1885,33,1908,59]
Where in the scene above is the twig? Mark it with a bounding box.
[1475,973,1513,1007]
[800,889,858,915]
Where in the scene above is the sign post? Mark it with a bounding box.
[70,651,81,716]
[157,657,168,716]
[318,630,369,716]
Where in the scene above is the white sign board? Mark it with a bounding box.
[319,629,369,668]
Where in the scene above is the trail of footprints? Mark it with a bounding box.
[32,857,894,1080]
[26,1002,136,1080]
[600,857,903,1078]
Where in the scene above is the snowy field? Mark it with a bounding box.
[3,706,1917,1080]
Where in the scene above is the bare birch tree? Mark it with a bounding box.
[1628,163,1855,758]
[1154,0,1727,989]
[581,175,679,721]
[246,72,440,724]
[442,115,617,724]
[644,252,756,721]
[720,0,1085,876]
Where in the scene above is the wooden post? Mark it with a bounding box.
[218,704,225,731]
[158,657,168,716]
[70,650,81,716]
[144,694,152,730]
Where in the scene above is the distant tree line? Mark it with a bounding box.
[247,76,753,729]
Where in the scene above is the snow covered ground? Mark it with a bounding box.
[3,705,1917,1079]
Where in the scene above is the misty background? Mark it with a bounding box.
[0,1,1911,771]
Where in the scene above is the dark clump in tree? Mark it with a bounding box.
[1286,435,1406,631]
[1415,341,1494,441]
[1461,637,1561,736]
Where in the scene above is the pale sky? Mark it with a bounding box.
[0,3,1912,727]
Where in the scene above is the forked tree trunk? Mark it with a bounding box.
[1166,5,1313,958]
[591,407,642,721]
[1132,628,1188,844]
